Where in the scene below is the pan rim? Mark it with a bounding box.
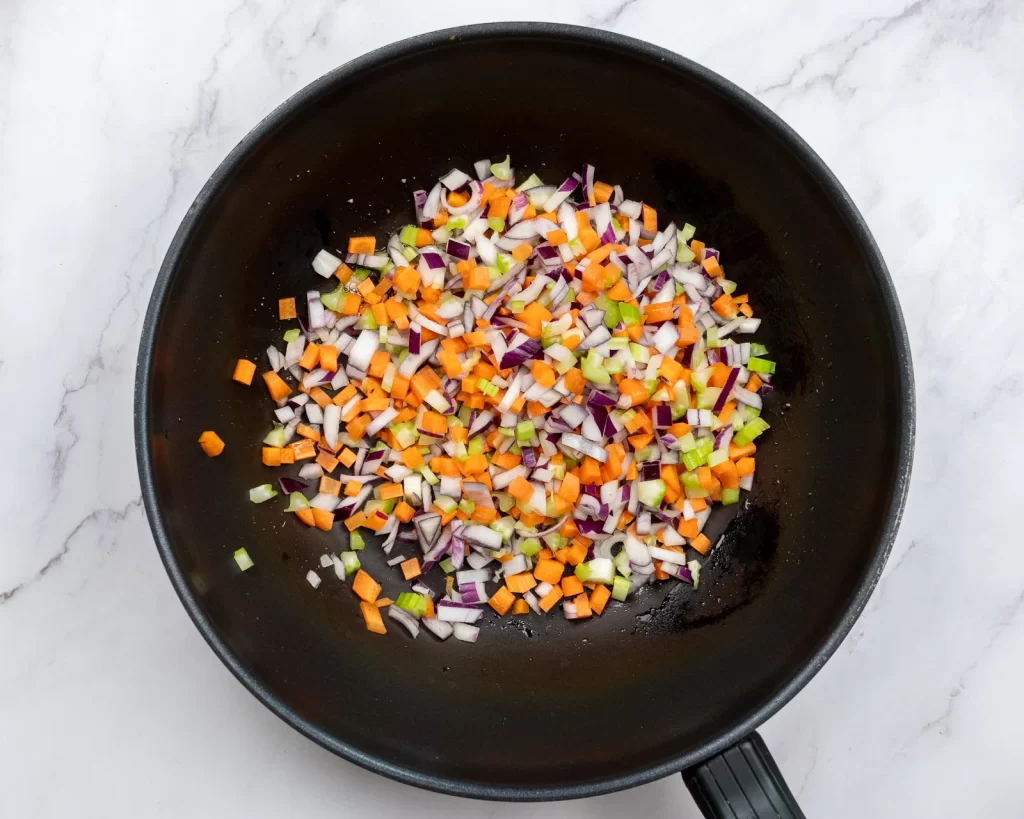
[134,21,915,802]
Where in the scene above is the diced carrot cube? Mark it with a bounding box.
[360,601,387,634]
[352,569,381,602]
[488,586,515,616]
[278,298,297,319]
[198,430,224,457]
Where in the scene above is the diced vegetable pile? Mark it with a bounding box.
[206,156,776,643]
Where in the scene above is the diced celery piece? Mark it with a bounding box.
[340,551,360,576]
[707,449,729,468]
[434,496,457,514]
[516,173,543,191]
[638,479,666,507]
[350,531,366,551]
[516,419,535,443]
[747,357,776,375]
[519,537,542,557]
[395,591,427,618]
[690,370,709,393]
[490,155,512,180]
[490,516,516,542]
[611,576,631,602]
[582,349,610,386]
[574,558,615,585]
[603,299,621,329]
[629,343,650,364]
[399,225,420,246]
[733,417,770,447]
[721,487,740,505]
[234,548,254,571]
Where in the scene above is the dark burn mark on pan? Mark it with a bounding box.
[640,505,781,633]
[654,159,813,396]
[313,208,331,246]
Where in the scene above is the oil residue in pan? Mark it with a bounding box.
[635,504,781,634]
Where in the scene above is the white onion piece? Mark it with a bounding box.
[452,623,479,643]
[347,329,379,372]
[561,433,609,463]
[312,249,342,278]
[319,404,340,451]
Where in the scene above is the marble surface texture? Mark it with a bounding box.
[2,0,1022,816]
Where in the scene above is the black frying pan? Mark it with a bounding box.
[135,24,914,818]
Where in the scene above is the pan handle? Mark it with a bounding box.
[682,732,806,819]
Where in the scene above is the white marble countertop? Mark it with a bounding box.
[3,0,1021,816]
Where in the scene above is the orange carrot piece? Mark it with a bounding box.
[394,501,415,523]
[289,439,316,460]
[278,297,297,320]
[401,447,424,469]
[512,599,530,615]
[712,293,736,317]
[505,572,537,594]
[347,236,376,254]
[298,342,320,371]
[400,558,422,581]
[311,508,334,531]
[319,345,339,373]
[703,256,724,278]
[198,430,224,457]
[319,476,342,497]
[308,387,331,408]
[509,476,534,503]
[677,518,699,539]
[530,360,556,388]
[393,266,420,294]
[232,358,257,385]
[511,242,533,262]
[360,601,387,634]
[729,442,757,459]
[642,203,657,233]
[643,301,674,323]
[561,575,584,597]
[589,584,611,615]
[262,371,291,401]
[563,368,585,394]
[533,558,564,585]
[690,533,712,555]
[736,457,756,477]
[558,472,580,503]
[593,181,613,203]
[546,229,568,246]
[489,586,516,616]
[344,511,366,530]
[573,592,593,618]
[295,507,315,527]
[539,585,564,613]
[313,450,337,473]
[352,569,381,602]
